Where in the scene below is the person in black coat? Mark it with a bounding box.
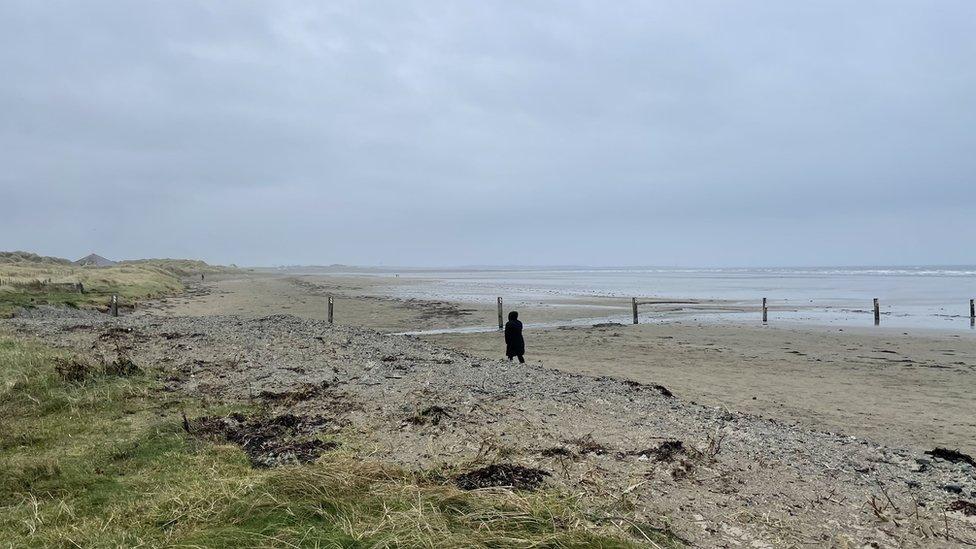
[504,310,525,363]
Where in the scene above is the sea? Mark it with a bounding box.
[373,266,976,332]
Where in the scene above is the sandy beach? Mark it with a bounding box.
[151,271,976,457]
[430,322,976,456]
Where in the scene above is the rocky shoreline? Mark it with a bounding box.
[7,307,976,547]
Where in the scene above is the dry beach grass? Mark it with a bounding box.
[0,334,651,547]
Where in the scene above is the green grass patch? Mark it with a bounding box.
[0,262,190,317]
[0,336,674,547]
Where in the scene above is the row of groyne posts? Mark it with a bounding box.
[489,296,976,329]
[630,297,976,327]
[102,294,976,328]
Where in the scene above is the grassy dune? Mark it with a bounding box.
[0,336,656,548]
[0,255,229,317]
[119,258,232,277]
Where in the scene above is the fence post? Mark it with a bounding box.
[632,298,638,325]
[110,295,118,317]
[497,297,503,330]
[873,298,880,325]
[970,299,974,326]
[327,295,334,324]
[762,297,768,323]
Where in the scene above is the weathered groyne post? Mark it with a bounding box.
[970,298,974,326]
[762,297,768,323]
[873,298,880,325]
[110,295,118,317]
[327,295,334,324]
[497,297,503,330]
[632,297,638,325]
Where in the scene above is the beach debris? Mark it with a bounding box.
[569,434,611,455]
[408,300,476,321]
[944,484,964,494]
[102,341,140,376]
[98,326,134,339]
[592,322,624,328]
[455,464,550,491]
[925,448,976,468]
[192,412,337,468]
[653,384,675,398]
[949,500,976,516]
[160,332,204,340]
[669,459,696,480]
[406,405,452,426]
[540,446,575,458]
[620,378,674,398]
[633,440,686,462]
[55,348,138,380]
[103,353,140,376]
[54,357,95,382]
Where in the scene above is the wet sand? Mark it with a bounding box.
[155,272,976,456]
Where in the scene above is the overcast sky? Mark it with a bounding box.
[1,1,974,267]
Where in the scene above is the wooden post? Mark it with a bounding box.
[110,295,118,317]
[762,297,768,323]
[632,297,638,325]
[970,299,974,321]
[873,298,880,325]
[497,297,503,330]
[327,295,334,324]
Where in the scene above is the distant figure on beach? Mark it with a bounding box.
[504,311,525,363]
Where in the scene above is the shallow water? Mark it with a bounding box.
[379,266,976,332]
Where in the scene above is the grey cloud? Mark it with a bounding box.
[1,1,974,266]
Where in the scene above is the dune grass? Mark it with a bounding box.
[0,261,192,317]
[0,336,673,548]
[119,258,231,277]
